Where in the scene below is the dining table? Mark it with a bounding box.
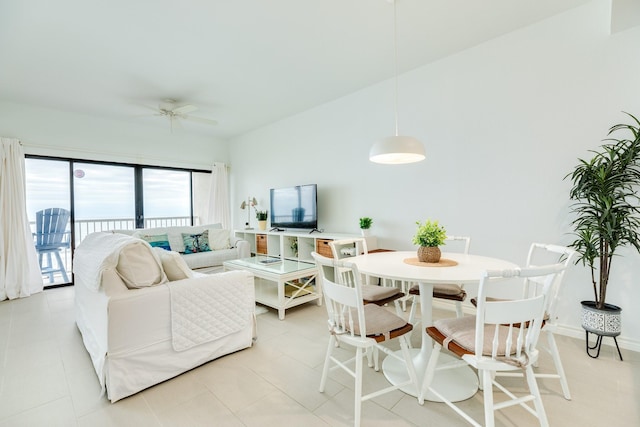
[347,250,518,402]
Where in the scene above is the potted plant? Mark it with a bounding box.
[256,210,268,231]
[566,113,640,354]
[412,219,447,263]
[359,217,373,237]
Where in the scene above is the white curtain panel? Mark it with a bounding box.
[0,138,43,300]
[206,162,230,229]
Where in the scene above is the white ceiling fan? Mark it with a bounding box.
[144,99,218,132]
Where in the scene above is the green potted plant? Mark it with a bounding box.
[359,217,373,237]
[412,219,447,263]
[256,210,268,230]
[566,113,640,354]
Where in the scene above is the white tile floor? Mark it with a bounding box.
[0,286,638,426]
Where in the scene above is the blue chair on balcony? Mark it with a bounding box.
[34,208,70,283]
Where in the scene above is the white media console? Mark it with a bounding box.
[234,229,377,262]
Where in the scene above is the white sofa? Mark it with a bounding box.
[74,232,256,402]
[117,223,249,273]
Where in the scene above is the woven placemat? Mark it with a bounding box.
[403,257,458,267]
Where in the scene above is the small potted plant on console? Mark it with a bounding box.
[359,217,373,237]
[256,210,268,231]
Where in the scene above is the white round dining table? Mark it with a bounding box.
[347,250,518,401]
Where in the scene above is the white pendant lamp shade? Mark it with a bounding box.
[370,135,425,164]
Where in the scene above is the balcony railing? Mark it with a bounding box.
[33,216,197,285]
[73,216,195,245]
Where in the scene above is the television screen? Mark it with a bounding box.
[270,184,317,230]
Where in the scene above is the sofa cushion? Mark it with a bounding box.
[182,230,212,254]
[153,248,194,281]
[138,233,172,251]
[133,224,222,254]
[208,229,231,250]
[116,241,168,289]
[181,248,238,270]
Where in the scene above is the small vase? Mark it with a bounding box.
[417,246,441,263]
[361,229,371,237]
[258,220,267,231]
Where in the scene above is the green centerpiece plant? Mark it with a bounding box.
[412,219,447,263]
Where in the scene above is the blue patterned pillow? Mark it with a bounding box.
[181,230,211,254]
[139,233,171,251]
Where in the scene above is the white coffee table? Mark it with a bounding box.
[223,256,320,320]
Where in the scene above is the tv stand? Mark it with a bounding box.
[270,227,285,232]
[309,228,322,234]
[234,229,377,263]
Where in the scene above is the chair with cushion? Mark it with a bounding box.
[33,207,71,283]
[471,243,577,400]
[329,238,404,313]
[419,263,566,427]
[407,235,471,331]
[312,252,419,426]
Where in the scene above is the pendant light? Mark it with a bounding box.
[369,0,425,164]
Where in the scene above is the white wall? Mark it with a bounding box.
[229,1,640,350]
[0,101,229,169]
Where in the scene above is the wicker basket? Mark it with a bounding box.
[417,246,441,263]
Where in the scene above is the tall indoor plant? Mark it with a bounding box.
[566,113,640,352]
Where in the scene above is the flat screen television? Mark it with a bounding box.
[270,184,318,230]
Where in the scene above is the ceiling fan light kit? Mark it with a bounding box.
[147,99,218,132]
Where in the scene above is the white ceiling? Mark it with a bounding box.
[0,0,592,139]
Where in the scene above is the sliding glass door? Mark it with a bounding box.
[25,156,209,287]
[72,162,136,239]
[25,158,72,286]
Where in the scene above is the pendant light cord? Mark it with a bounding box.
[393,0,400,137]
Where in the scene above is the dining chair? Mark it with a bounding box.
[33,207,71,283]
[329,238,404,314]
[312,252,419,427]
[406,235,471,331]
[419,263,566,427]
[470,243,577,400]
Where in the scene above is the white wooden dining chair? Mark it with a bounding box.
[470,243,577,400]
[419,263,566,427]
[312,252,419,427]
[506,243,577,400]
[329,238,404,314]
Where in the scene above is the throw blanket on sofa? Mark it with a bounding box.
[168,272,251,351]
[73,232,150,291]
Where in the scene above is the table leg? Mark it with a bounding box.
[381,282,478,401]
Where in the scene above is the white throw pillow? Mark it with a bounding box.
[208,229,231,250]
[153,247,194,281]
[116,241,168,289]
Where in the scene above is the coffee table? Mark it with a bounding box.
[223,256,320,320]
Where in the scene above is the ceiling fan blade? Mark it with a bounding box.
[182,115,218,125]
[172,104,198,115]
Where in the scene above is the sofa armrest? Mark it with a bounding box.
[234,239,250,258]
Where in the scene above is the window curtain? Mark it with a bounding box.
[0,138,43,300]
[206,162,230,229]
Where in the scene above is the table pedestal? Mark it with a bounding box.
[382,349,478,401]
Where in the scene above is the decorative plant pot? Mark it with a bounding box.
[258,220,267,231]
[581,300,622,337]
[361,229,371,237]
[417,246,441,263]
